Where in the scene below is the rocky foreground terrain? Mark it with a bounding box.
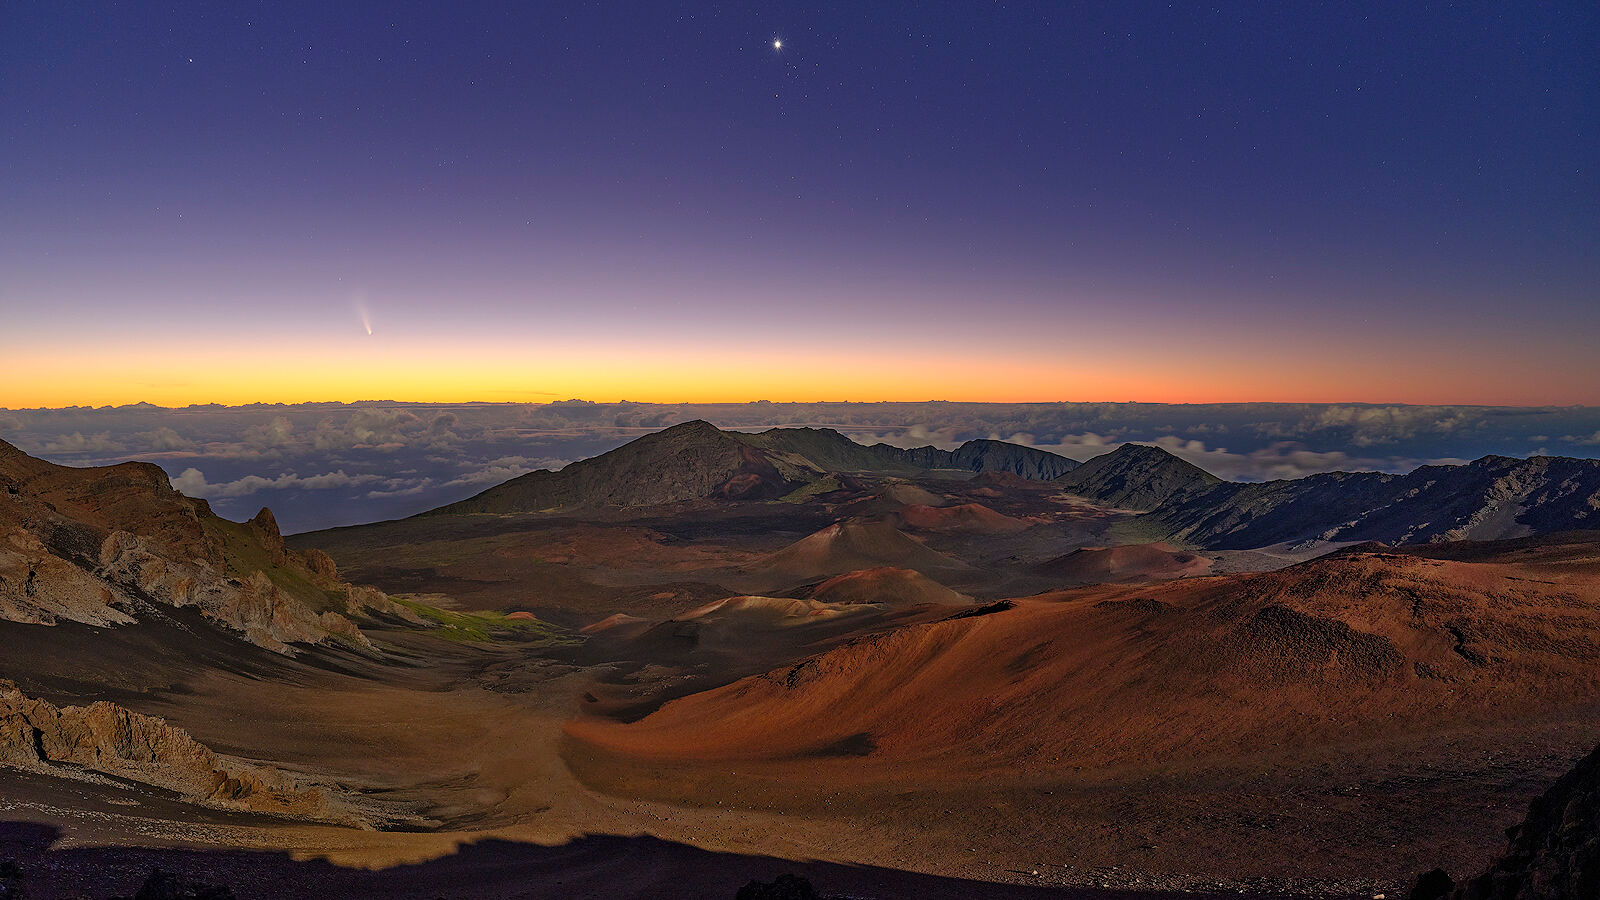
[0,680,384,828]
[0,438,419,653]
[4,425,1600,897]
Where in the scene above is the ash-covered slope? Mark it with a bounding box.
[1053,443,1222,510]
[0,438,405,653]
[429,421,1076,515]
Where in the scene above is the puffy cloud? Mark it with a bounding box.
[41,432,126,454]
[444,456,571,487]
[244,416,295,449]
[130,426,195,451]
[1296,405,1487,446]
[170,467,383,499]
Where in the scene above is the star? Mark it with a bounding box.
[772,38,782,50]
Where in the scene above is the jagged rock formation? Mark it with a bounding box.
[0,680,361,826]
[1160,455,1600,549]
[1053,443,1222,511]
[1416,738,1600,900]
[0,438,415,653]
[427,421,1078,515]
[1055,442,1600,549]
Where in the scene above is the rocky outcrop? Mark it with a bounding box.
[302,547,339,580]
[248,506,291,567]
[0,438,404,654]
[0,680,360,826]
[1417,740,1600,900]
[92,529,370,654]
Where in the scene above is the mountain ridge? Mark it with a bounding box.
[1050,441,1600,549]
[427,420,1078,515]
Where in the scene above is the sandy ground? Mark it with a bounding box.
[12,479,1600,898]
[4,617,1582,899]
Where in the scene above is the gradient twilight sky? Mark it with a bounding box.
[3,2,1597,407]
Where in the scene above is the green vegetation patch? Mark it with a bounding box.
[390,597,576,645]
[778,475,840,504]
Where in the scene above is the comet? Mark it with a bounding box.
[353,296,374,335]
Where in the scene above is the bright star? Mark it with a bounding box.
[772,39,782,50]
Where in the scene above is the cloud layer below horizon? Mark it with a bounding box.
[3,400,1596,533]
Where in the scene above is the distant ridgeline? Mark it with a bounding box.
[425,420,1079,514]
[427,421,1600,549]
[1052,442,1600,548]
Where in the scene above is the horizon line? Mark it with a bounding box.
[1,398,1594,413]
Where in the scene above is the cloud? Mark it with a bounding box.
[7,399,1595,533]
[41,432,126,454]
[364,478,436,499]
[1281,405,1488,447]
[130,426,195,451]
[443,456,570,487]
[170,467,383,499]
[243,416,295,450]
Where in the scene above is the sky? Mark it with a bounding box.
[3,2,1597,407]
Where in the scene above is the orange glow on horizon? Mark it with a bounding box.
[3,335,1594,409]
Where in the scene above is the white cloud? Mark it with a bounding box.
[131,426,195,451]
[444,456,569,487]
[41,432,126,454]
[243,416,295,449]
[170,467,383,499]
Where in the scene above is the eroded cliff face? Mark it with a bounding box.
[0,439,419,653]
[0,680,373,826]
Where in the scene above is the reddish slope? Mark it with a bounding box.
[801,567,967,606]
[891,502,1031,534]
[1035,542,1212,584]
[571,541,1600,773]
[750,519,971,587]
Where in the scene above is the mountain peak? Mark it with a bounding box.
[1054,442,1221,511]
[660,419,721,435]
